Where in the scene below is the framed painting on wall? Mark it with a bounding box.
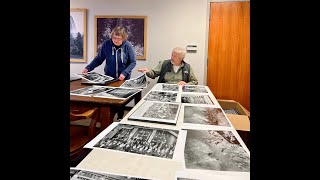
[94,16,147,60]
[70,8,87,63]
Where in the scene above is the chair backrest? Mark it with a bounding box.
[70,107,99,161]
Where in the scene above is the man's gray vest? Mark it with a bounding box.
[157,59,191,83]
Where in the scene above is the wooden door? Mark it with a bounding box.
[207,1,250,111]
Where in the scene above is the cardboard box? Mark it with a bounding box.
[217,99,250,131]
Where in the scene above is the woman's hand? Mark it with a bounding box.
[119,74,126,81]
[82,68,88,74]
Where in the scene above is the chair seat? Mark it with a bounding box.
[70,125,91,156]
[70,107,99,163]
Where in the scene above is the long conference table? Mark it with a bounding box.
[70,79,142,130]
[72,83,250,180]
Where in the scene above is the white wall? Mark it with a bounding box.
[70,0,208,104]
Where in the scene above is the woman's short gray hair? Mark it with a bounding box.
[172,47,186,60]
[110,26,128,41]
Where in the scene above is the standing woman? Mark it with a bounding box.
[82,26,136,120]
[82,26,136,81]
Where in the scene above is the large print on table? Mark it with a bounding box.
[144,90,178,102]
[93,124,179,159]
[183,105,231,127]
[129,101,181,124]
[152,83,179,92]
[76,71,114,83]
[182,85,208,93]
[70,86,114,97]
[184,129,250,172]
[70,167,151,180]
[120,73,147,89]
[181,94,214,105]
[94,87,141,99]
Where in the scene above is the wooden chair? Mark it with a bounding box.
[70,107,99,164]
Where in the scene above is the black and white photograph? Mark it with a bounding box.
[92,124,179,159]
[129,101,181,124]
[175,170,248,180]
[181,94,214,105]
[223,109,241,115]
[144,91,178,102]
[70,8,87,63]
[76,71,114,83]
[94,88,141,99]
[95,16,147,60]
[184,129,250,172]
[183,105,231,127]
[182,85,208,93]
[70,167,151,180]
[70,86,114,96]
[120,73,147,89]
[70,168,80,179]
[152,83,179,92]
[162,84,179,91]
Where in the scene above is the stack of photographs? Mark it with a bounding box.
[94,87,142,100]
[70,86,142,100]
[120,73,148,89]
[70,86,114,97]
[85,123,180,159]
[128,101,181,124]
[70,167,152,180]
[76,71,114,84]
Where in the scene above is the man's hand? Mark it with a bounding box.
[177,81,187,85]
[137,68,150,73]
[82,68,88,74]
[118,74,126,81]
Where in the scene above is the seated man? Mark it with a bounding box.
[138,47,198,85]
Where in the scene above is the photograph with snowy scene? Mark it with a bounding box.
[183,105,231,127]
[70,8,87,62]
[95,16,147,60]
[184,129,250,172]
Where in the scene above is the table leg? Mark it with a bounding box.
[134,91,142,105]
[99,106,117,130]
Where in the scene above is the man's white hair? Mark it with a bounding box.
[172,47,186,60]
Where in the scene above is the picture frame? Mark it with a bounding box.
[94,16,147,60]
[70,8,87,63]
